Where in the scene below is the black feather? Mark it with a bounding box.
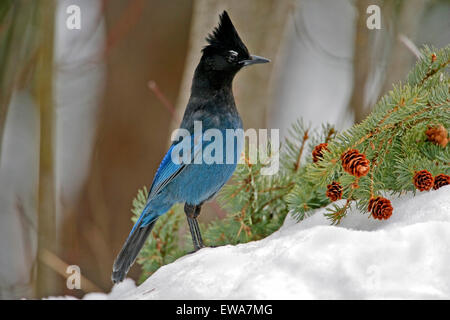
[111,219,157,283]
[203,11,249,57]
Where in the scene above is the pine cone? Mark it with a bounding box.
[312,143,328,163]
[413,170,434,191]
[433,173,450,190]
[340,149,370,177]
[368,196,393,220]
[431,53,437,62]
[326,182,343,201]
[426,125,448,147]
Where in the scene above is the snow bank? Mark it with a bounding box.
[121,187,450,299]
[45,278,137,300]
[49,187,450,299]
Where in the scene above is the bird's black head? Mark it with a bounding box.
[194,11,270,89]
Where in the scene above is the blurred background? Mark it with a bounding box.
[0,0,448,299]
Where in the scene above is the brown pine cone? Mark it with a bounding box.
[368,196,393,220]
[433,173,450,190]
[413,170,434,191]
[426,125,448,148]
[431,53,437,62]
[326,182,343,201]
[312,143,328,163]
[340,149,370,177]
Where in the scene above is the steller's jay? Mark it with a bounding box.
[112,11,270,283]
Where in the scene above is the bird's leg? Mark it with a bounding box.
[184,203,204,251]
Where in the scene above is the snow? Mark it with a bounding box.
[45,278,136,300]
[50,187,450,299]
[82,279,137,300]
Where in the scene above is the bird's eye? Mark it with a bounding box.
[227,50,238,63]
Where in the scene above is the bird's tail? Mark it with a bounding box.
[111,217,157,283]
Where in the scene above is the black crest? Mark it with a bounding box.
[203,11,249,57]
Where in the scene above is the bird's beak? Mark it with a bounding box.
[241,54,270,66]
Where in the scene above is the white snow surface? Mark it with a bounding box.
[53,187,450,299]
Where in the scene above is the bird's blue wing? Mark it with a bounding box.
[148,132,204,201]
[147,144,184,200]
[132,133,204,230]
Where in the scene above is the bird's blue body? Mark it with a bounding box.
[135,88,243,231]
[112,10,269,283]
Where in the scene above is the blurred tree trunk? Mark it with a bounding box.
[380,0,428,95]
[349,0,428,123]
[348,0,381,123]
[34,0,58,299]
[174,0,291,130]
[0,0,57,299]
[0,0,39,162]
[61,0,193,295]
